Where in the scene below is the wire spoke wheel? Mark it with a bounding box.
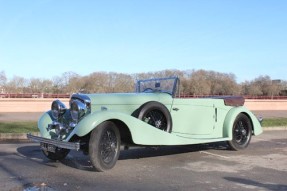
[89,121,120,172]
[234,121,249,145]
[228,113,252,150]
[143,109,167,130]
[100,130,118,164]
[138,101,172,132]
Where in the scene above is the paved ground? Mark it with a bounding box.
[251,110,286,119]
[0,131,286,191]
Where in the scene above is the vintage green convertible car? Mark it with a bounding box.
[27,77,262,171]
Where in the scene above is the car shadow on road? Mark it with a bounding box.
[16,142,230,172]
[224,177,287,191]
[119,142,229,160]
[16,145,64,168]
[16,145,96,171]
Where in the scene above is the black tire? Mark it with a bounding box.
[42,148,70,161]
[138,101,172,133]
[228,113,252,150]
[89,121,121,172]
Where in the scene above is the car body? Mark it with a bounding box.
[27,77,263,171]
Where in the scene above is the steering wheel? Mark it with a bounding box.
[143,88,153,92]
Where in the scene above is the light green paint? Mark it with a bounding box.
[37,93,263,146]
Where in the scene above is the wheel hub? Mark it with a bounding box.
[155,120,162,128]
[241,129,247,136]
[110,142,116,151]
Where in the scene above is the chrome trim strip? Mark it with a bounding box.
[27,133,80,151]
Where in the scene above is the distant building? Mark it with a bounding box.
[273,79,287,96]
[281,86,287,96]
[272,79,282,84]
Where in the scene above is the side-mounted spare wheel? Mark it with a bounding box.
[138,101,172,133]
[89,121,121,172]
[228,113,252,150]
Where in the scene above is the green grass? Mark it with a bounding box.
[262,118,287,127]
[0,121,38,133]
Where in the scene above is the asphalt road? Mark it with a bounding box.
[0,131,286,191]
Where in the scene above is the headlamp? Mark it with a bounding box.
[70,100,87,122]
[51,100,67,120]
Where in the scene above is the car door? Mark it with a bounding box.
[170,98,216,135]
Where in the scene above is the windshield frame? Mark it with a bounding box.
[136,77,179,97]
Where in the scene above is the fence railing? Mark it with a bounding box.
[1,93,287,99]
[0,93,70,99]
[243,95,287,100]
[177,94,287,100]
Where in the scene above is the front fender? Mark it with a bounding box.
[68,111,132,138]
[37,110,137,141]
[67,110,197,145]
[223,106,263,139]
[38,111,53,138]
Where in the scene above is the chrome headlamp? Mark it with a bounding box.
[51,100,67,120]
[70,100,87,122]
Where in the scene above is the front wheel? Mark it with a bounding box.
[89,121,121,172]
[228,113,252,150]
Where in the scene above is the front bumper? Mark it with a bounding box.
[27,133,80,151]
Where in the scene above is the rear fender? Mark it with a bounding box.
[223,106,263,139]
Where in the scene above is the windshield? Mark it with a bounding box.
[136,77,179,97]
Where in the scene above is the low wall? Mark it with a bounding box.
[244,99,287,111]
[0,98,286,112]
[0,98,69,112]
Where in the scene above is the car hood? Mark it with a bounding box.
[72,92,173,106]
[89,93,173,105]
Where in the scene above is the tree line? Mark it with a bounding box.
[0,70,286,96]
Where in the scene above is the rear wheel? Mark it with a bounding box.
[228,113,252,150]
[89,121,121,172]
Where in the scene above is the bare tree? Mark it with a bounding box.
[27,78,54,94]
[108,72,134,93]
[219,73,240,95]
[188,70,212,95]
[5,76,28,93]
[1,69,285,97]
[0,71,7,86]
[134,69,184,81]
[270,80,284,97]
[240,75,284,97]
[184,70,239,96]
[0,71,7,93]
[28,78,42,93]
[51,72,80,94]
[66,75,84,94]
[42,79,54,93]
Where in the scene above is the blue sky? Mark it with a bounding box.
[0,0,286,82]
